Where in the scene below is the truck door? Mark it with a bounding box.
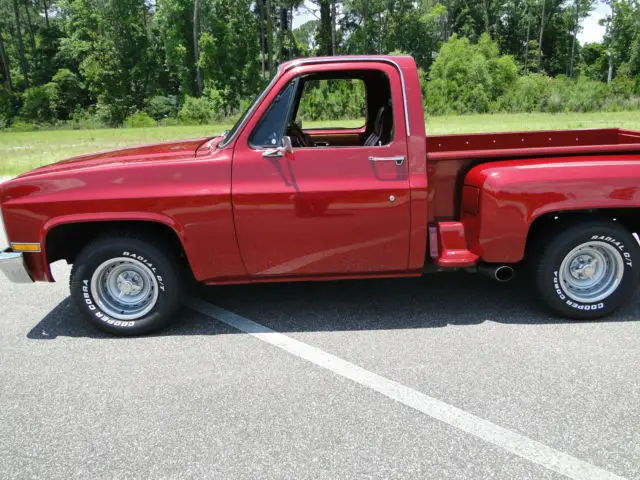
[231,63,411,277]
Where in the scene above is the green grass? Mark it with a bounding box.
[2,111,640,176]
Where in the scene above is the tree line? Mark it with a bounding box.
[0,0,639,129]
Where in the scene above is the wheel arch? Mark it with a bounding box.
[525,208,640,259]
[43,214,192,278]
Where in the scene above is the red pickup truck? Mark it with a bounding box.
[2,55,640,335]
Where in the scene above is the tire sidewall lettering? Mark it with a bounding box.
[122,251,166,292]
[589,235,632,267]
[79,249,167,328]
[551,233,634,311]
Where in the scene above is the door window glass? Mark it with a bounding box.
[295,79,366,129]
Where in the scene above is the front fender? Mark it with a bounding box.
[463,154,640,263]
[30,213,185,282]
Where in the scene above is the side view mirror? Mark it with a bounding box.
[281,135,294,155]
[263,135,294,158]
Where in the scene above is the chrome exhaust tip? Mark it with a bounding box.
[478,264,515,282]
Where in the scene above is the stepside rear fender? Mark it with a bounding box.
[462,154,640,263]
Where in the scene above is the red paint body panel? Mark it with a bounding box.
[462,154,640,263]
[1,141,247,282]
[1,55,640,286]
[426,128,640,221]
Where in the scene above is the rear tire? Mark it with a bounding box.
[532,221,640,320]
[70,236,183,335]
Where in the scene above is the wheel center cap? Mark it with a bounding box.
[572,263,596,280]
[116,272,143,297]
[119,280,134,296]
[582,265,596,279]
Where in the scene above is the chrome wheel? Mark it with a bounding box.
[558,241,624,303]
[90,257,159,320]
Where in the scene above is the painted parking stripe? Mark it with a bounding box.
[187,297,626,480]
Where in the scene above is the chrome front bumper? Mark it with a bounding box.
[0,250,33,283]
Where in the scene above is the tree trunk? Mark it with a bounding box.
[362,0,371,50]
[537,0,546,70]
[0,32,13,92]
[277,5,287,63]
[524,19,530,74]
[42,0,50,28]
[193,0,203,96]
[23,0,37,62]
[319,0,332,56]
[569,0,579,77]
[331,0,337,55]
[607,0,615,83]
[482,0,490,36]
[12,0,28,88]
[266,0,273,74]
[258,0,266,79]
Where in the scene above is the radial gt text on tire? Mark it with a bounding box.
[70,236,183,335]
[533,220,640,320]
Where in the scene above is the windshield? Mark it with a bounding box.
[219,71,280,148]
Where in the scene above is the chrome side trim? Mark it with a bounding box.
[283,56,412,136]
[0,250,33,283]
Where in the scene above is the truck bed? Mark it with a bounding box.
[427,128,640,161]
[425,128,640,222]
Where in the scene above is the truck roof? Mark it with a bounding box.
[279,55,416,73]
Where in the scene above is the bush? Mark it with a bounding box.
[494,73,640,115]
[495,74,553,113]
[66,107,106,130]
[204,86,229,121]
[20,84,57,123]
[423,34,518,115]
[10,121,40,132]
[50,69,86,120]
[0,88,20,126]
[95,98,133,127]
[145,95,178,121]
[177,96,213,125]
[611,73,635,98]
[158,117,181,127]
[123,111,156,128]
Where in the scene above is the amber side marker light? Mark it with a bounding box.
[11,243,41,252]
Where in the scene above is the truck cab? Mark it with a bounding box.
[227,56,427,277]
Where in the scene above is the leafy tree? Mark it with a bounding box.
[0,0,637,127]
[424,34,518,114]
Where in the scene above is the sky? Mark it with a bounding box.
[578,2,608,44]
[292,1,608,45]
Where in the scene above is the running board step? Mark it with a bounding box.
[429,222,479,268]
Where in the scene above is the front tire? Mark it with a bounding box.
[533,221,640,319]
[70,236,183,335]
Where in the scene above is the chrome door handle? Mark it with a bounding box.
[368,155,406,166]
[262,147,285,158]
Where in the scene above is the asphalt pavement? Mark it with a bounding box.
[2,219,640,478]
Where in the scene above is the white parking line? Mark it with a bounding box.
[187,297,626,480]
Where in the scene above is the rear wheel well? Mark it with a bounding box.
[526,209,640,258]
[46,221,188,268]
